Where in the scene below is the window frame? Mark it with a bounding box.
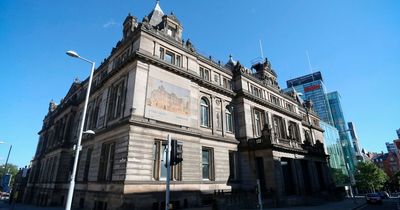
[225,106,234,133]
[202,147,214,181]
[159,46,182,67]
[253,109,265,137]
[98,142,115,182]
[228,151,237,181]
[272,115,286,139]
[152,140,182,181]
[107,79,126,121]
[200,66,210,81]
[83,147,93,182]
[200,97,210,128]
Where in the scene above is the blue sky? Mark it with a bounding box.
[0,0,399,167]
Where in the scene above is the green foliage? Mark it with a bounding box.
[355,162,388,191]
[0,163,19,187]
[330,167,349,186]
[387,171,400,191]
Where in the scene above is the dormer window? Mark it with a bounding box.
[167,25,177,37]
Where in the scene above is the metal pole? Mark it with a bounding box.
[165,134,172,210]
[65,60,95,210]
[4,145,12,173]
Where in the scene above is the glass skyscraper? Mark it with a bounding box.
[327,91,355,171]
[320,121,347,175]
[286,72,334,125]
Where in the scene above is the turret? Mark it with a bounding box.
[123,13,137,39]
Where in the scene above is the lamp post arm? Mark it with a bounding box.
[65,61,95,210]
[78,56,95,65]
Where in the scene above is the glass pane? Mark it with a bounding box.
[202,150,209,164]
[165,52,174,64]
[226,113,233,132]
[202,164,209,179]
[160,145,167,178]
[176,56,181,66]
[204,108,209,126]
[202,149,210,179]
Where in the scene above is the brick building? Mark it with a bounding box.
[372,152,400,180]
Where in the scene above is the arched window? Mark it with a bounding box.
[200,97,210,127]
[225,106,233,133]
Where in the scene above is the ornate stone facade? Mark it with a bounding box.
[24,2,332,209]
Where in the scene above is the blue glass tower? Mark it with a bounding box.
[327,91,355,171]
[320,121,347,175]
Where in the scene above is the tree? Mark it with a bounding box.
[330,167,349,186]
[387,171,400,192]
[0,163,19,188]
[392,171,400,187]
[355,162,388,192]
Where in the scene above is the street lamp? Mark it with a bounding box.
[0,141,12,174]
[65,50,96,210]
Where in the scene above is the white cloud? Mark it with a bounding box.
[103,19,118,28]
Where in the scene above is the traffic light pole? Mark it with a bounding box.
[165,134,172,210]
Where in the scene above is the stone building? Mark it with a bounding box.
[24,2,331,209]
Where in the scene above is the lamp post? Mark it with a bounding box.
[65,50,95,210]
[0,141,12,193]
[0,141,12,174]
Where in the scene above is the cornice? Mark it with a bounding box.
[237,90,303,121]
[236,71,299,104]
[129,118,239,145]
[302,121,324,132]
[136,50,236,97]
[140,28,233,76]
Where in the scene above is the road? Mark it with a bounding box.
[361,198,398,210]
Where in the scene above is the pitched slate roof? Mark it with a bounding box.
[147,0,164,27]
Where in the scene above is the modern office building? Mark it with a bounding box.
[348,122,364,162]
[320,121,347,175]
[327,92,355,171]
[24,2,331,209]
[286,72,334,125]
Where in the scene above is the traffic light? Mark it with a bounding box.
[170,139,183,166]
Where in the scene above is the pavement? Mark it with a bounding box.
[0,201,62,210]
[0,197,397,210]
[266,197,366,210]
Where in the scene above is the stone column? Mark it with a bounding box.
[290,158,301,195]
[294,159,306,195]
[309,161,320,192]
[273,157,285,198]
